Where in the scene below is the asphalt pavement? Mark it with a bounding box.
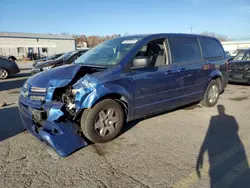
[0,62,250,188]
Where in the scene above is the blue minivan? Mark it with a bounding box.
[19,34,228,157]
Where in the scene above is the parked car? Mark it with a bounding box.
[31,49,88,75]
[33,53,64,67]
[228,48,250,84]
[7,55,17,61]
[19,34,228,157]
[0,55,17,61]
[0,57,20,79]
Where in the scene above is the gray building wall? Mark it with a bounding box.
[0,32,76,59]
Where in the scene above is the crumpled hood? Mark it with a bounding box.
[27,64,81,88]
[229,60,250,70]
[35,59,63,68]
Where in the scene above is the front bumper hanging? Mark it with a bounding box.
[18,98,88,157]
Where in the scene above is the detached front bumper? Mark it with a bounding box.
[18,97,88,157]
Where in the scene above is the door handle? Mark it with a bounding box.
[165,68,185,74]
[165,70,175,75]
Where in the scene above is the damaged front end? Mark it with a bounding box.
[19,65,103,157]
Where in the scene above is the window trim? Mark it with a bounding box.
[165,38,173,65]
[168,36,203,64]
[163,38,172,66]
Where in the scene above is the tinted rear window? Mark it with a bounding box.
[169,37,201,63]
[200,38,224,59]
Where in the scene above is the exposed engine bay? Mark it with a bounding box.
[50,66,105,120]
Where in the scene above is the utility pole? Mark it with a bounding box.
[190,27,193,34]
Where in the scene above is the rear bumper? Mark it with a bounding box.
[18,97,88,157]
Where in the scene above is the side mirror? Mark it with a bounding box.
[228,57,233,62]
[131,57,150,70]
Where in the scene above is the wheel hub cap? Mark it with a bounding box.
[208,85,219,103]
[94,108,119,137]
[0,69,7,78]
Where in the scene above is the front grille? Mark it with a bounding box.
[29,96,46,101]
[230,64,250,71]
[31,87,47,93]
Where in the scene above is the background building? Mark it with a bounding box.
[0,32,76,59]
[222,40,250,55]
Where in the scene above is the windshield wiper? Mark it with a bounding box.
[78,64,108,69]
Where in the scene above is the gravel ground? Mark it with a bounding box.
[0,62,250,188]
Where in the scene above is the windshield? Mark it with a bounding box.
[232,49,243,56]
[75,37,142,67]
[55,51,76,61]
[234,50,250,61]
[48,53,63,60]
[47,54,56,60]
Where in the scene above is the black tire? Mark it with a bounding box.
[201,80,220,107]
[0,68,9,79]
[81,99,125,143]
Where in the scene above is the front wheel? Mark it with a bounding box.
[81,99,125,143]
[201,80,220,107]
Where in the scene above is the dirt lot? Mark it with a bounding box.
[0,63,250,188]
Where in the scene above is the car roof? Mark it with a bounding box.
[116,33,220,41]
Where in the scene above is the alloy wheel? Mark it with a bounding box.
[0,69,8,79]
[208,85,219,104]
[94,108,119,137]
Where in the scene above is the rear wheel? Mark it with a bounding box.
[81,99,125,143]
[0,68,8,79]
[201,80,220,107]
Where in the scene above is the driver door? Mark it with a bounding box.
[127,38,179,118]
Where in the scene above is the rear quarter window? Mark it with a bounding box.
[169,37,201,63]
[200,38,225,59]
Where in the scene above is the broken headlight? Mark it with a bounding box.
[72,80,95,95]
[23,82,28,90]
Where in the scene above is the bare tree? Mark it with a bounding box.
[73,34,121,47]
[200,31,228,42]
